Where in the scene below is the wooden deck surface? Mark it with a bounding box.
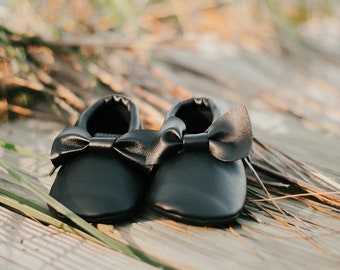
[1,39,340,269]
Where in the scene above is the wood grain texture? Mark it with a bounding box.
[0,207,157,270]
[0,116,339,270]
[1,33,340,269]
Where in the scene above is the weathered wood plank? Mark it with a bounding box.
[0,207,156,270]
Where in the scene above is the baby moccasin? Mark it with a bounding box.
[146,97,252,226]
[49,94,152,224]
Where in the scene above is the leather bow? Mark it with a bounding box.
[50,126,154,172]
[146,105,252,165]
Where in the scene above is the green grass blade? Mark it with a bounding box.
[0,187,103,245]
[0,161,174,269]
[0,160,137,256]
[0,140,48,160]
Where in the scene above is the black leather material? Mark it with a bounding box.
[147,97,252,226]
[49,95,151,223]
[146,105,252,165]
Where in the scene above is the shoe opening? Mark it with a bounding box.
[87,98,131,135]
[175,99,213,134]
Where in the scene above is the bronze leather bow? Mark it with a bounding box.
[51,127,154,171]
[146,105,252,165]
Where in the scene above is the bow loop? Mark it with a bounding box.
[113,129,156,169]
[146,117,186,165]
[207,105,253,161]
[51,127,92,168]
[146,105,252,165]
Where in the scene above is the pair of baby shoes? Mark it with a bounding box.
[49,94,252,227]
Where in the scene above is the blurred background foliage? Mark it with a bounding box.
[1,0,339,49]
[0,0,340,124]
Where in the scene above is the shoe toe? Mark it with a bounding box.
[148,152,246,225]
[49,152,147,223]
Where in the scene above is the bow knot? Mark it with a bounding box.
[146,105,252,165]
[183,133,209,151]
[50,126,155,173]
[88,135,117,151]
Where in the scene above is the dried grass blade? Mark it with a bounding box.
[252,191,340,203]
[246,155,336,255]
[228,226,263,258]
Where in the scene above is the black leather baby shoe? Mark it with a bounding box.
[49,94,152,223]
[146,97,252,226]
